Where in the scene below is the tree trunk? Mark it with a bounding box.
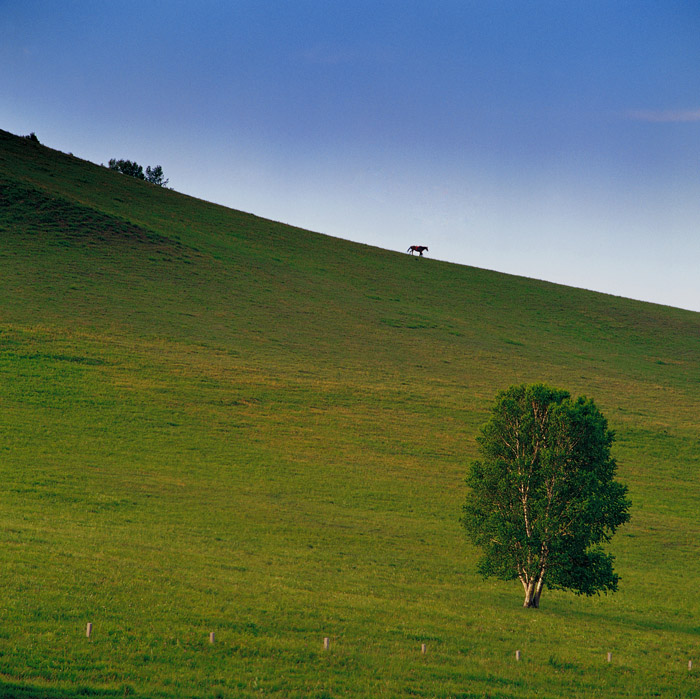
[522,580,542,608]
[534,577,545,607]
[523,582,537,608]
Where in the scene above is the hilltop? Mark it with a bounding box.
[1,128,700,698]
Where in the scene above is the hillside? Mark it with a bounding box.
[1,128,700,698]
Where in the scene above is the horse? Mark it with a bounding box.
[407,245,429,256]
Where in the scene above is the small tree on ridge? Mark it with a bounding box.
[108,158,144,179]
[461,383,630,608]
[145,165,169,187]
[108,159,169,187]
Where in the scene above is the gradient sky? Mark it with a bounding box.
[3,1,700,310]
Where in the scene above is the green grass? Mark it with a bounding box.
[2,128,700,697]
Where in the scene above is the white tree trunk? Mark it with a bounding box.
[522,577,544,608]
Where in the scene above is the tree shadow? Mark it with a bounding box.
[546,597,700,638]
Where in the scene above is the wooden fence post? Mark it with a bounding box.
[689,660,693,671]
[209,632,215,644]
[323,637,330,651]
[515,650,521,661]
[607,652,612,663]
[421,643,426,654]
[86,622,92,639]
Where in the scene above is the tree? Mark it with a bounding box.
[108,158,144,179]
[461,383,630,608]
[108,159,169,187]
[145,165,169,187]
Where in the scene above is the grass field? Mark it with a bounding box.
[1,128,700,697]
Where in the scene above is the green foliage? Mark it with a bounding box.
[107,159,169,187]
[463,384,631,607]
[2,128,700,697]
[108,157,144,179]
[145,164,169,187]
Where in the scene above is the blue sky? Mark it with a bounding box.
[3,1,700,310]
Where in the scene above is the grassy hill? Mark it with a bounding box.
[1,128,700,698]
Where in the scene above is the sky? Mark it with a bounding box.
[2,1,700,310]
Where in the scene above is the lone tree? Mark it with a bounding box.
[461,383,630,608]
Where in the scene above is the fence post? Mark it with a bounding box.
[607,652,612,663]
[515,650,521,661]
[323,637,330,651]
[421,643,426,654]
[86,622,92,639]
[689,660,693,671]
[209,632,215,644]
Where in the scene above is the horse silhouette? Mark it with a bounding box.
[407,245,429,256]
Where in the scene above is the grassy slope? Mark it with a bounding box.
[1,128,700,698]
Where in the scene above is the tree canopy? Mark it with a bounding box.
[108,158,144,179]
[108,158,169,187]
[145,165,169,187]
[461,383,631,608]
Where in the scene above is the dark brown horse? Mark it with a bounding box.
[407,245,429,256]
